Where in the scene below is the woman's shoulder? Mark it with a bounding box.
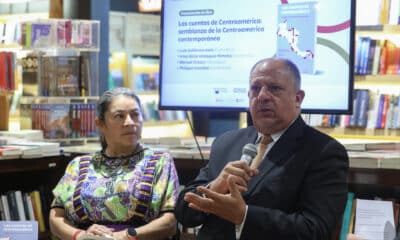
[143,148,172,158]
[68,154,94,167]
[143,148,174,166]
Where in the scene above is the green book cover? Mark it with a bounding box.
[340,192,355,240]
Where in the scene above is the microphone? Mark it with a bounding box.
[240,143,257,165]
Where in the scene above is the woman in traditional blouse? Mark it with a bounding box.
[49,87,180,240]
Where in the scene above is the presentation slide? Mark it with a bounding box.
[160,0,354,113]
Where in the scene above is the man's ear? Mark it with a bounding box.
[295,90,305,107]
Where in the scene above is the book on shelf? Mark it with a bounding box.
[357,89,369,128]
[80,54,91,96]
[23,193,35,221]
[348,150,400,169]
[29,190,46,233]
[357,36,371,75]
[0,198,4,220]
[6,191,18,220]
[380,0,391,24]
[1,21,17,45]
[339,192,355,240]
[14,190,27,221]
[0,51,16,91]
[0,92,9,131]
[21,56,39,96]
[0,52,7,90]
[371,39,382,75]
[31,22,53,48]
[344,141,400,152]
[0,146,22,159]
[6,140,61,158]
[0,130,43,141]
[356,0,382,25]
[365,39,377,75]
[56,19,72,47]
[48,104,71,139]
[349,89,361,127]
[1,194,11,221]
[40,56,80,97]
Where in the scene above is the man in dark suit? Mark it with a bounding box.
[175,57,349,239]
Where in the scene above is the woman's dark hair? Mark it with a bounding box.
[97,87,142,149]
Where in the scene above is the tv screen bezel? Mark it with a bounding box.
[158,0,356,115]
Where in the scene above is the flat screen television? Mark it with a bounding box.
[159,0,355,114]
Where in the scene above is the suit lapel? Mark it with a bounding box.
[244,117,305,197]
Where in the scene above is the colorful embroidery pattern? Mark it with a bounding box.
[52,149,179,226]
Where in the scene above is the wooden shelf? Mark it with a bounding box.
[19,96,99,104]
[136,90,158,95]
[316,127,400,141]
[144,120,187,127]
[348,168,400,186]
[354,75,400,86]
[0,155,69,174]
[356,24,400,34]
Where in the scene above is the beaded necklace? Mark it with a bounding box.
[92,145,145,178]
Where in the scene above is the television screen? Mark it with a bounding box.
[159,0,355,113]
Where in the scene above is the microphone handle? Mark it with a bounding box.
[240,154,253,165]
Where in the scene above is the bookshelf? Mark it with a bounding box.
[0,155,70,239]
[311,24,400,141]
[14,18,101,144]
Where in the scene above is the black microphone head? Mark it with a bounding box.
[242,143,257,158]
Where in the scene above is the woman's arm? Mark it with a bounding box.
[49,208,84,240]
[113,212,176,240]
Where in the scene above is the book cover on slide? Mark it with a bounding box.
[276,2,317,74]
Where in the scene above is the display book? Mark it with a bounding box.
[0,190,47,234]
[18,18,100,140]
[335,192,400,240]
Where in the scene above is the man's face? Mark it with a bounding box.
[248,59,304,134]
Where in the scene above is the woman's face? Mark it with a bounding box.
[96,95,143,153]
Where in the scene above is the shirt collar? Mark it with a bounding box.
[256,118,296,143]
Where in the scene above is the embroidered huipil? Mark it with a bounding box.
[51,148,180,228]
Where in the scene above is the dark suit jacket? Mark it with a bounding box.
[175,116,349,240]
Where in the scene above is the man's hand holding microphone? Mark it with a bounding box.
[183,144,259,224]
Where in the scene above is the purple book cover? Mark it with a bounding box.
[31,23,52,48]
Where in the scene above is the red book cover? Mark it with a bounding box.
[6,52,15,90]
[380,94,390,129]
[386,45,400,74]
[379,40,389,74]
[0,52,7,90]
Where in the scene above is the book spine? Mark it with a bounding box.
[30,190,46,232]
[376,94,385,129]
[14,190,27,221]
[1,195,11,221]
[24,193,35,221]
[339,192,355,240]
[357,90,369,128]
[6,191,18,220]
[380,94,390,129]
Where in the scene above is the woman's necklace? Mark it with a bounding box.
[96,145,145,178]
